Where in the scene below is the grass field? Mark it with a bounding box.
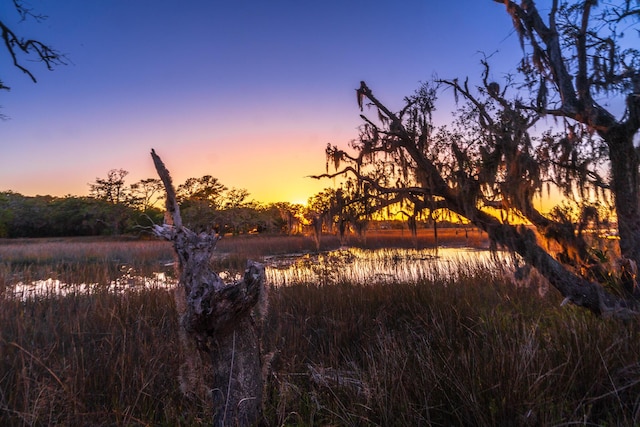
[2,231,640,425]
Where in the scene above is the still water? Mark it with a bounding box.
[264,247,508,286]
[8,246,510,299]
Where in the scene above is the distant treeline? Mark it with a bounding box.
[0,191,299,238]
[0,170,466,239]
[0,169,314,238]
[0,192,146,238]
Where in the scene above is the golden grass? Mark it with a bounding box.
[3,232,640,425]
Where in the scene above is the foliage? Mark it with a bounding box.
[177,175,227,208]
[89,169,130,204]
[306,182,375,242]
[0,170,312,238]
[0,192,144,237]
[129,178,165,213]
[315,0,640,316]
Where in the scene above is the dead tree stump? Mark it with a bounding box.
[150,149,266,426]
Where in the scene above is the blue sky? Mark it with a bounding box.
[0,0,524,204]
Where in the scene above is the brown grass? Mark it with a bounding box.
[2,233,640,426]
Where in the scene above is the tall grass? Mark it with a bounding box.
[263,267,640,426]
[2,235,640,425]
[0,289,209,425]
[0,237,176,290]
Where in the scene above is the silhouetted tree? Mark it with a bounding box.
[223,187,250,209]
[268,202,304,234]
[305,188,338,249]
[89,169,130,204]
[88,169,136,234]
[316,0,640,317]
[177,175,228,209]
[129,178,164,212]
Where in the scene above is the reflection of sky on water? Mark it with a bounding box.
[7,247,510,299]
[265,247,510,287]
[10,272,176,300]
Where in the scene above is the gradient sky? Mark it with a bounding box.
[0,0,525,205]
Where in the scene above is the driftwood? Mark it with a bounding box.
[150,149,266,426]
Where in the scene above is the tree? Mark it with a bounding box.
[495,0,640,266]
[88,169,135,234]
[150,149,266,426]
[129,178,164,212]
[332,177,376,242]
[306,188,338,249]
[315,0,640,317]
[175,176,228,232]
[1,1,65,114]
[267,202,305,234]
[89,169,130,204]
[177,175,228,209]
[223,187,250,209]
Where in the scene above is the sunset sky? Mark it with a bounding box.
[0,0,525,205]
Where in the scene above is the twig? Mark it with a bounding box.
[223,330,236,425]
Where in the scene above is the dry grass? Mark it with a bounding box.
[0,236,175,290]
[263,268,640,426]
[0,289,208,425]
[2,233,640,426]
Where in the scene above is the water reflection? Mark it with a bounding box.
[265,247,508,287]
[10,271,176,300]
[7,246,507,299]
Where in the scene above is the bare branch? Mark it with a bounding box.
[0,3,66,89]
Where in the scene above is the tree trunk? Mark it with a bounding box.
[210,319,262,426]
[607,130,640,268]
[478,215,640,317]
[150,149,266,426]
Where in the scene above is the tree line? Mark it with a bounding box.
[0,168,393,239]
[0,170,312,238]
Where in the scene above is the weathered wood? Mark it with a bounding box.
[150,149,266,426]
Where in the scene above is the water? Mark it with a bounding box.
[9,271,176,300]
[265,246,509,286]
[6,246,509,299]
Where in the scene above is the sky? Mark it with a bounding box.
[0,0,526,205]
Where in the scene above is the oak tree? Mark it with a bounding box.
[316,0,640,317]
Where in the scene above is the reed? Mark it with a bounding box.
[0,288,210,425]
[0,237,175,289]
[2,235,639,425]
[263,267,640,426]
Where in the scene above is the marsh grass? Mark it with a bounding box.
[0,237,176,290]
[263,267,640,426]
[0,289,209,425]
[2,235,640,425]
